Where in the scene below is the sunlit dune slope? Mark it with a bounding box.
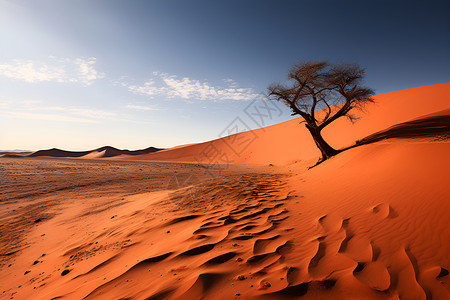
[123,83,449,165]
[279,140,450,299]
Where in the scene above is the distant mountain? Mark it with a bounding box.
[27,146,163,158]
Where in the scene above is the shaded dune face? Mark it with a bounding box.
[352,110,450,148]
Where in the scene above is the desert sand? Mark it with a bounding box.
[0,83,449,299]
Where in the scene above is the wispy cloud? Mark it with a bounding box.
[223,78,238,88]
[125,104,159,111]
[24,105,116,119]
[0,110,99,123]
[73,58,105,85]
[0,57,105,85]
[69,108,116,119]
[21,99,42,106]
[0,100,116,123]
[127,72,258,101]
[0,60,65,83]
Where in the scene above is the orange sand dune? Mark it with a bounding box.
[0,83,449,299]
[122,83,450,165]
[1,138,447,299]
[280,140,450,299]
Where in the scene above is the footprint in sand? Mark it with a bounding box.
[203,252,237,265]
[386,247,427,299]
[318,213,342,233]
[437,267,449,278]
[286,267,300,285]
[266,280,336,297]
[177,272,225,299]
[338,218,354,253]
[178,244,216,256]
[253,235,281,255]
[246,252,280,266]
[167,214,201,225]
[372,203,398,219]
[308,239,327,272]
[353,260,391,292]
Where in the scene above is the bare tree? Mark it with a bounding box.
[268,61,375,163]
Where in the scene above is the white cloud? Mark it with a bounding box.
[0,57,104,85]
[127,80,161,96]
[125,104,159,111]
[0,59,65,83]
[127,72,258,101]
[223,78,238,88]
[73,57,105,85]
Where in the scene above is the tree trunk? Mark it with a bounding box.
[305,124,340,161]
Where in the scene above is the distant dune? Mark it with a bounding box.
[0,150,32,158]
[27,146,162,159]
[0,150,31,154]
[28,148,91,158]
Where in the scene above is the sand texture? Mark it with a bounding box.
[0,83,449,299]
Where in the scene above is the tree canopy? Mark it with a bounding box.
[268,61,375,162]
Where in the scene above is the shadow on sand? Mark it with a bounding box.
[349,111,450,149]
[311,110,450,169]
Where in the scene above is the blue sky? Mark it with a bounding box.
[1,0,449,150]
